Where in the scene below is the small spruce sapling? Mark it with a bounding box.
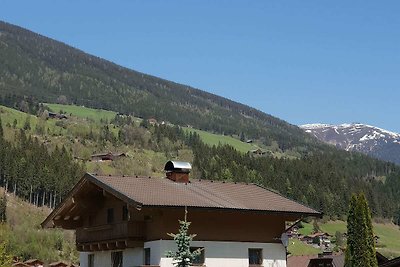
[166,207,202,267]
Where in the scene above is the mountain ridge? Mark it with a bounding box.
[301,123,400,164]
[0,20,317,151]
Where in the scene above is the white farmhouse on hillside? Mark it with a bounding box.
[42,161,320,267]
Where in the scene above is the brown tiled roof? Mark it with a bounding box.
[88,173,320,215]
[288,254,344,267]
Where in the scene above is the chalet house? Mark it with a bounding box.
[48,112,68,120]
[24,259,44,267]
[42,161,320,267]
[288,253,344,267]
[147,118,158,126]
[249,149,266,156]
[288,252,400,267]
[49,262,69,267]
[301,232,331,245]
[90,152,127,162]
[23,259,44,267]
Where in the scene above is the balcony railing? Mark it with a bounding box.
[76,221,146,244]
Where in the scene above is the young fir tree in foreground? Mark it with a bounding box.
[345,193,378,267]
[166,208,202,267]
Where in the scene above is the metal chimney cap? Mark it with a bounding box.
[164,161,192,173]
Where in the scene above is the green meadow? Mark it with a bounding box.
[183,127,257,153]
[46,103,117,123]
[297,220,400,258]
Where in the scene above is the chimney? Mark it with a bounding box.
[164,161,192,183]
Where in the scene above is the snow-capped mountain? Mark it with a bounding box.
[300,123,400,165]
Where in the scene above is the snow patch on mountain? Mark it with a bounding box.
[300,123,400,165]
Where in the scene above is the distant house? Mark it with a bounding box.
[288,253,344,267]
[12,263,30,267]
[48,112,68,120]
[49,262,69,267]
[302,232,331,243]
[249,148,266,156]
[23,259,44,267]
[42,160,321,267]
[147,118,158,125]
[288,252,399,267]
[90,152,127,162]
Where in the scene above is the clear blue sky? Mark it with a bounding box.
[1,1,400,132]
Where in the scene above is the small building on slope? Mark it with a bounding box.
[42,161,320,267]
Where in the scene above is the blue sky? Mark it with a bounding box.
[1,1,400,132]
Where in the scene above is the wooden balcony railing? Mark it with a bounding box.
[76,221,146,244]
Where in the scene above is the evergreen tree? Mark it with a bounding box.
[0,116,3,139]
[0,241,12,267]
[345,193,378,267]
[166,208,202,267]
[0,193,6,223]
[240,132,245,142]
[23,116,31,131]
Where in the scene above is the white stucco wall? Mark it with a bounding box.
[79,241,286,267]
[79,247,143,267]
[146,240,287,267]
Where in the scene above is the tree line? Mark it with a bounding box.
[0,116,84,208]
[128,125,399,222]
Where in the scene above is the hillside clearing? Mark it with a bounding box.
[46,103,117,123]
[183,127,257,153]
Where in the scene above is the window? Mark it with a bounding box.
[107,208,114,224]
[190,247,205,265]
[144,248,151,265]
[248,248,262,265]
[88,254,94,267]
[122,205,129,221]
[111,251,123,267]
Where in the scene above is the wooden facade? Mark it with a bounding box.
[42,169,321,266]
[47,178,300,252]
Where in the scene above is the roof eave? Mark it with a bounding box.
[140,204,322,218]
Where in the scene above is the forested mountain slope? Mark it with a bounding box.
[0,20,316,150]
[1,20,400,224]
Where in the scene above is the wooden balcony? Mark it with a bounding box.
[76,221,146,245]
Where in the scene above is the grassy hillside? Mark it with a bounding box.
[295,220,400,258]
[0,188,77,264]
[0,104,191,177]
[288,238,321,256]
[183,127,257,153]
[46,103,118,123]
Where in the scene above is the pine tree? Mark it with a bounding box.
[240,132,245,142]
[0,116,3,139]
[345,193,378,267]
[0,241,12,267]
[0,193,6,223]
[166,208,202,267]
